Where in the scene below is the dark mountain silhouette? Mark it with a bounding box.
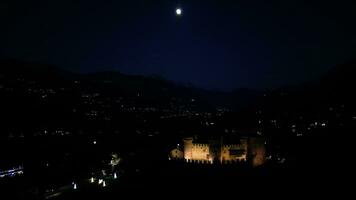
[317,59,356,103]
[254,59,356,127]
[0,59,262,111]
[0,59,75,81]
[300,59,356,105]
[1,58,355,114]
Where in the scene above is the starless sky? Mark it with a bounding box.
[1,0,356,90]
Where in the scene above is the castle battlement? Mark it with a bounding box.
[192,143,209,148]
[223,144,246,149]
[170,136,266,167]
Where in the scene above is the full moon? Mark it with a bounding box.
[176,8,182,16]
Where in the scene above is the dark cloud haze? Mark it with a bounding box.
[1,0,356,90]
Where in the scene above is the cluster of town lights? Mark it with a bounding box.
[71,172,118,191]
[88,173,117,188]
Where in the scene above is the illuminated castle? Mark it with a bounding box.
[170,136,265,167]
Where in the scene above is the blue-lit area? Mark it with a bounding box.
[0,166,24,178]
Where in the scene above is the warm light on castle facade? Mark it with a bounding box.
[170,136,265,167]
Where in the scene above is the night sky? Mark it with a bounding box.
[1,0,356,90]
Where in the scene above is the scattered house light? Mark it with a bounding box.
[93,140,97,145]
[103,181,106,187]
[90,177,94,183]
[98,179,103,185]
[113,173,117,179]
[321,123,326,127]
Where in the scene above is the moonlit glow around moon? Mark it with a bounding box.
[176,8,182,16]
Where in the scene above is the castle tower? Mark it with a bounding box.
[183,137,193,160]
[208,137,223,163]
[248,137,266,167]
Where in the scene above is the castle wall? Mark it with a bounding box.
[221,141,248,162]
[181,137,262,165]
[191,144,209,160]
